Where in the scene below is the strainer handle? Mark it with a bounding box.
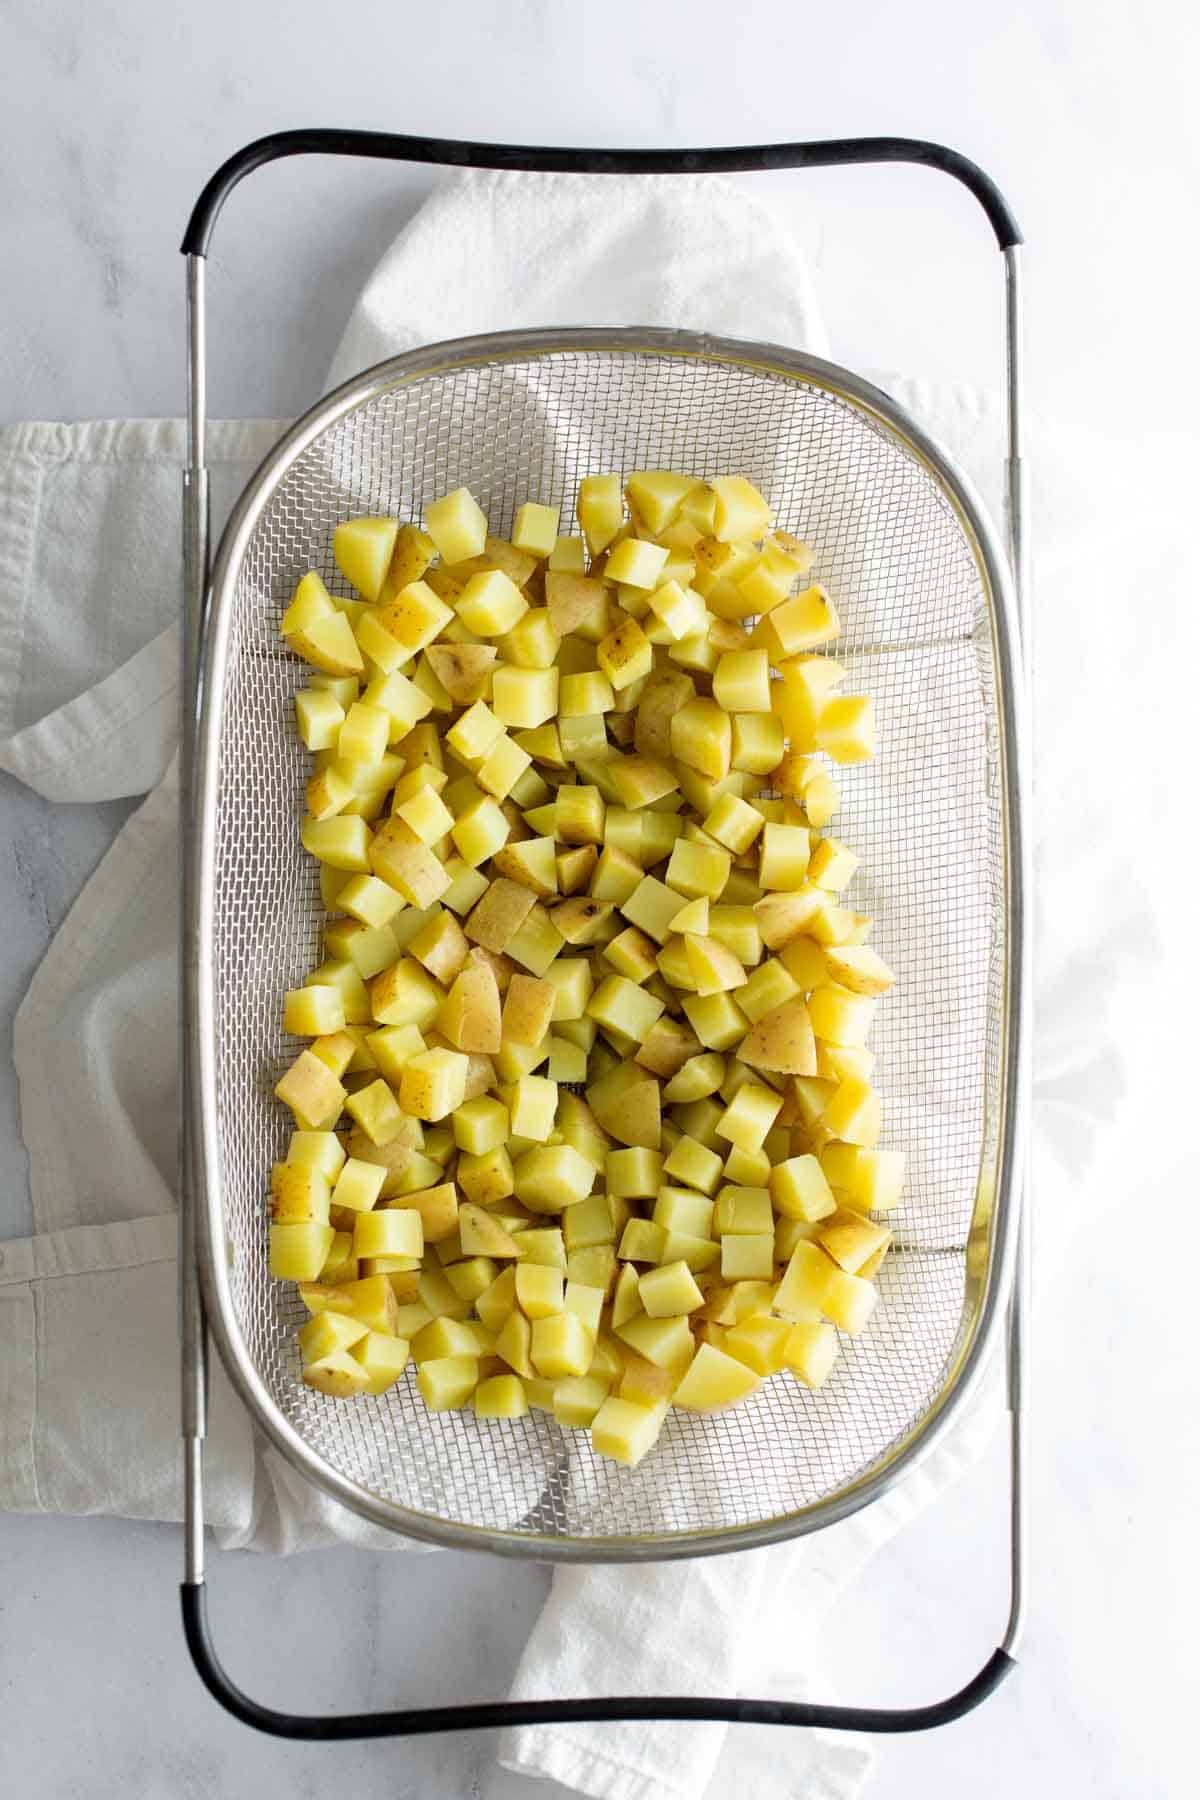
[181,130,1029,1740]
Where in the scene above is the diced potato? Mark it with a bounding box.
[671,697,731,781]
[398,1048,469,1121]
[816,694,876,764]
[720,1232,774,1280]
[425,487,488,564]
[770,1154,837,1223]
[269,1221,336,1282]
[576,474,624,555]
[723,1313,792,1375]
[530,1310,593,1378]
[672,1343,760,1410]
[303,1348,372,1398]
[416,1354,479,1411]
[553,1373,611,1427]
[639,1260,705,1318]
[590,1396,666,1466]
[331,1157,388,1215]
[615,1313,694,1372]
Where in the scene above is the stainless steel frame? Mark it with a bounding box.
[179,134,1028,1735]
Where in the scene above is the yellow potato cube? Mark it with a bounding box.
[362,669,434,741]
[546,535,586,574]
[451,796,510,867]
[770,1153,837,1223]
[368,823,451,906]
[615,1313,694,1371]
[661,1053,724,1105]
[823,946,894,996]
[710,475,770,542]
[652,1187,715,1238]
[515,1262,565,1319]
[639,1259,704,1318]
[298,1310,369,1364]
[449,1094,507,1156]
[531,1310,594,1379]
[333,516,399,603]
[730,711,784,775]
[554,784,606,846]
[666,839,732,902]
[723,1312,793,1376]
[816,693,876,764]
[820,1266,878,1335]
[671,1342,760,1411]
[353,1208,423,1260]
[681,992,749,1052]
[287,1130,347,1184]
[492,664,559,727]
[590,1396,666,1466]
[513,1143,595,1213]
[456,568,528,637]
[759,823,812,892]
[576,473,624,555]
[605,1147,662,1201]
[282,985,345,1038]
[552,1373,611,1427]
[398,1048,468,1121]
[605,537,670,589]
[288,610,366,679]
[510,500,559,559]
[661,1135,723,1197]
[819,1075,881,1148]
[713,1186,773,1235]
[781,1320,839,1388]
[456,1142,515,1208]
[412,1315,482,1362]
[424,487,488,564]
[817,1207,891,1275]
[369,957,442,1029]
[294,687,346,752]
[703,793,764,856]
[720,1232,774,1280]
[337,874,406,931]
[337,701,389,769]
[563,1279,606,1337]
[331,1157,388,1214]
[772,1240,836,1323]
[808,836,860,894]
[713,649,771,714]
[598,617,654,691]
[621,874,682,944]
[269,1162,331,1225]
[625,470,697,533]
[756,585,840,658]
[736,958,801,1026]
[645,578,706,641]
[336,1273,403,1335]
[671,697,731,782]
[301,814,373,872]
[416,1354,479,1411]
[269,1221,335,1282]
[716,1082,782,1154]
[587,973,664,1043]
[389,786,452,849]
[345,1077,408,1145]
[618,1217,667,1264]
[302,1348,372,1398]
[510,1073,558,1141]
[473,1372,530,1418]
[684,934,746,997]
[809,986,877,1046]
[275,1050,347,1131]
[603,926,658,985]
[346,1331,411,1395]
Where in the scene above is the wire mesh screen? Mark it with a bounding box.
[205,343,1008,1548]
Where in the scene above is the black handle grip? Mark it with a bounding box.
[182,1581,1014,1740]
[181,129,1021,257]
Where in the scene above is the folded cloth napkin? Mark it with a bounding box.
[0,166,1188,1799]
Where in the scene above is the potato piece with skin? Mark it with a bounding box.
[500,972,557,1047]
[636,1015,701,1079]
[739,997,818,1076]
[438,960,502,1054]
[823,946,895,996]
[424,642,497,704]
[598,616,653,691]
[464,879,537,953]
[545,572,609,637]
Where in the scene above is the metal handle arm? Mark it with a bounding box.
[181,129,1027,1740]
[181,129,1021,256]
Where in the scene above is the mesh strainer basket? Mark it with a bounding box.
[180,132,1029,1740]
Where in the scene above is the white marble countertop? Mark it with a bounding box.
[3,3,1198,1796]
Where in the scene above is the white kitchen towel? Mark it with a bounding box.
[0,166,1189,1798]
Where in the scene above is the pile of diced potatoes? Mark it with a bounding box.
[269,469,904,1469]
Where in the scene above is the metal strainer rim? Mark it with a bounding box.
[186,324,1026,1561]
